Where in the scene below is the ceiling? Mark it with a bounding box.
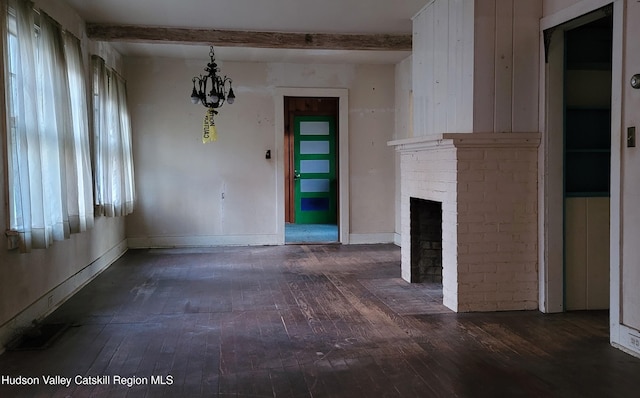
[62,0,427,63]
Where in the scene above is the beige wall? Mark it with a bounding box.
[349,65,397,236]
[0,0,127,351]
[125,57,397,246]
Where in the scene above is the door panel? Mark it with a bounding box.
[294,116,337,224]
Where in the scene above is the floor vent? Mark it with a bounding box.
[7,323,70,351]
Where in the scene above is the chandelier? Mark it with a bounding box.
[190,46,235,143]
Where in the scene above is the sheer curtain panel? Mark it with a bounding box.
[3,0,94,251]
[63,33,94,232]
[92,56,135,217]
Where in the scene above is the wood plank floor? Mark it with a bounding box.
[1,244,639,397]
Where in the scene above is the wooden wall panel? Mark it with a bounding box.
[412,0,475,136]
[412,5,432,135]
[412,0,541,135]
[494,0,514,132]
[586,197,610,309]
[433,0,449,135]
[513,0,542,132]
[472,0,542,133]
[446,0,460,134]
[565,197,611,310]
[565,198,588,310]
[472,0,497,132]
[460,1,476,133]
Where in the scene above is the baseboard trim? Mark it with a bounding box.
[128,234,397,248]
[394,232,401,246]
[0,239,128,354]
[127,234,281,248]
[611,324,640,359]
[348,233,395,245]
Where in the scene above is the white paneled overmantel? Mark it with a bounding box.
[411,0,541,137]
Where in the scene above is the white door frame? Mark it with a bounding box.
[538,0,640,358]
[274,88,350,244]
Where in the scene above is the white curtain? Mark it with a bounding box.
[63,33,94,232]
[92,56,135,217]
[4,0,94,251]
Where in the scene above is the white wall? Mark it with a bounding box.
[621,2,640,330]
[618,0,640,353]
[0,0,127,352]
[394,56,412,241]
[125,57,397,247]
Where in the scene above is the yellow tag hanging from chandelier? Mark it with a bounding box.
[202,108,217,144]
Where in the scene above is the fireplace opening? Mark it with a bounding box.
[410,198,443,283]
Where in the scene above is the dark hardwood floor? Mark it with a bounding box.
[1,244,639,397]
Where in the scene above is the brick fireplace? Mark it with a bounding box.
[390,133,540,312]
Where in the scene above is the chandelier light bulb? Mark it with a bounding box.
[190,83,200,104]
[227,87,235,104]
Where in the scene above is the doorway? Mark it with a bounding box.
[284,97,339,244]
[543,7,613,311]
[563,14,612,310]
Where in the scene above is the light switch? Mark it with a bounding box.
[628,127,636,148]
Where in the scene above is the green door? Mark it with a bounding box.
[294,115,337,224]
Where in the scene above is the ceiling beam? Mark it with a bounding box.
[86,24,412,51]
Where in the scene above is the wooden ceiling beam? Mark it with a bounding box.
[86,24,412,51]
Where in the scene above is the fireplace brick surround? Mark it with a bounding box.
[390,133,540,312]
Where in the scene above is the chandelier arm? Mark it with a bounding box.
[202,75,210,106]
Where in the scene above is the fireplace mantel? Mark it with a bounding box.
[388,132,540,152]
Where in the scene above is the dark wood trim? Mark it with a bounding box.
[86,24,412,51]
